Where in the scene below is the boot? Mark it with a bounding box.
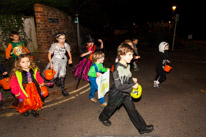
[55,77,61,87]
[60,77,69,96]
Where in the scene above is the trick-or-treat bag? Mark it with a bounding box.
[96,70,110,99]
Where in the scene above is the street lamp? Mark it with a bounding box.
[171,5,179,51]
[172,6,176,20]
[172,6,176,13]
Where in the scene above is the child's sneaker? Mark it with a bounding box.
[154,81,157,87]
[100,102,107,108]
[156,84,161,88]
[90,98,97,103]
[154,80,160,88]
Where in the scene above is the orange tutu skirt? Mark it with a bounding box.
[17,82,44,114]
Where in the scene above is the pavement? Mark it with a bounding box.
[0,46,206,137]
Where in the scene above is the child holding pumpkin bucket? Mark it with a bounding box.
[99,44,153,134]
[154,41,171,88]
[72,35,104,82]
[0,59,8,107]
[43,32,72,96]
[10,54,47,117]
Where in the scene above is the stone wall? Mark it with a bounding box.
[34,3,77,61]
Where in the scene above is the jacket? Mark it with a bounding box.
[10,68,44,99]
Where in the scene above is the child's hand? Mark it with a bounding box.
[98,39,103,43]
[167,60,171,64]
[132,78,138,83]
[68,59,72,64]
[133,83,139,89]
[134,56,140,59]
[2,72,8,75]
[107,68,110,71]
[88,51,92,54]
[50,63,53,69]
[40,83,44,86]
[96,72,101,77]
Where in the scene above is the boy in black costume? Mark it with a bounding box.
[99,43,153,134]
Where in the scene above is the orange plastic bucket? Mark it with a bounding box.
[164,64,172,72]
[41,86,49,97]
[0,77,11,90]
[44,69,56,80]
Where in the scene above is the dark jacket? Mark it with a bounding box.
[108,62,135,107]
[156,50,169,71]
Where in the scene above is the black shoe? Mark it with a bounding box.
[139,125,154,134]
[99,117,111,126]
[23,111,29,116]
[62,89,69,96]
[31,110,39,117]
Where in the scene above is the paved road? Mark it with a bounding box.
[0,48,206,137]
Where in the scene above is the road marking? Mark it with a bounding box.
[0,84,90,118]
[43,88,90,109]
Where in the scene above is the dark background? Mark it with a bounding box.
[0,0,205,40]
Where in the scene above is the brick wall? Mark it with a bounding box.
[34,3,77,61]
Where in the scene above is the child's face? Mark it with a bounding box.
[20,57,30,70]
[164,45,169,50]
[120,52,134,64]
[57,35,66,43]
[11,34,20,42]
[133,39,138,45]
[96,57,104,63]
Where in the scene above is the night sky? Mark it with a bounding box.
[77,0,206,39]
[0,0,205,40]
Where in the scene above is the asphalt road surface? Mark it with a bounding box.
[0,48,206,137]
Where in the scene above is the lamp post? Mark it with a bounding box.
[75,13,81,52]
[171,5,178,51]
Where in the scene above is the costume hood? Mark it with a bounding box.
[159,42,169,53]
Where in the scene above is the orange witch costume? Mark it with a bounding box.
[10,68,44,115]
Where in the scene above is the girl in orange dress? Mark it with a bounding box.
[10,54,45,117]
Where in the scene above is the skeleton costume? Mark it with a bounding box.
[44,43,70,78]
[99,62,150,132]
[43,42,71,96]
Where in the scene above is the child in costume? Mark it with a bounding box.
[5,31,30,60]
[5,31,30,108]
[72,35,104,82]
[10,54,45,117]
[88,51,109,107]
[99,43,153,135]
[154,41,171,88]
[43,32,72,96]
[0,59,8,107]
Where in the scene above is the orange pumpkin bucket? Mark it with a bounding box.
[164,64,172,72]
[0,77,11,90]
[41,86,49,97]
[44,69,56,80]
